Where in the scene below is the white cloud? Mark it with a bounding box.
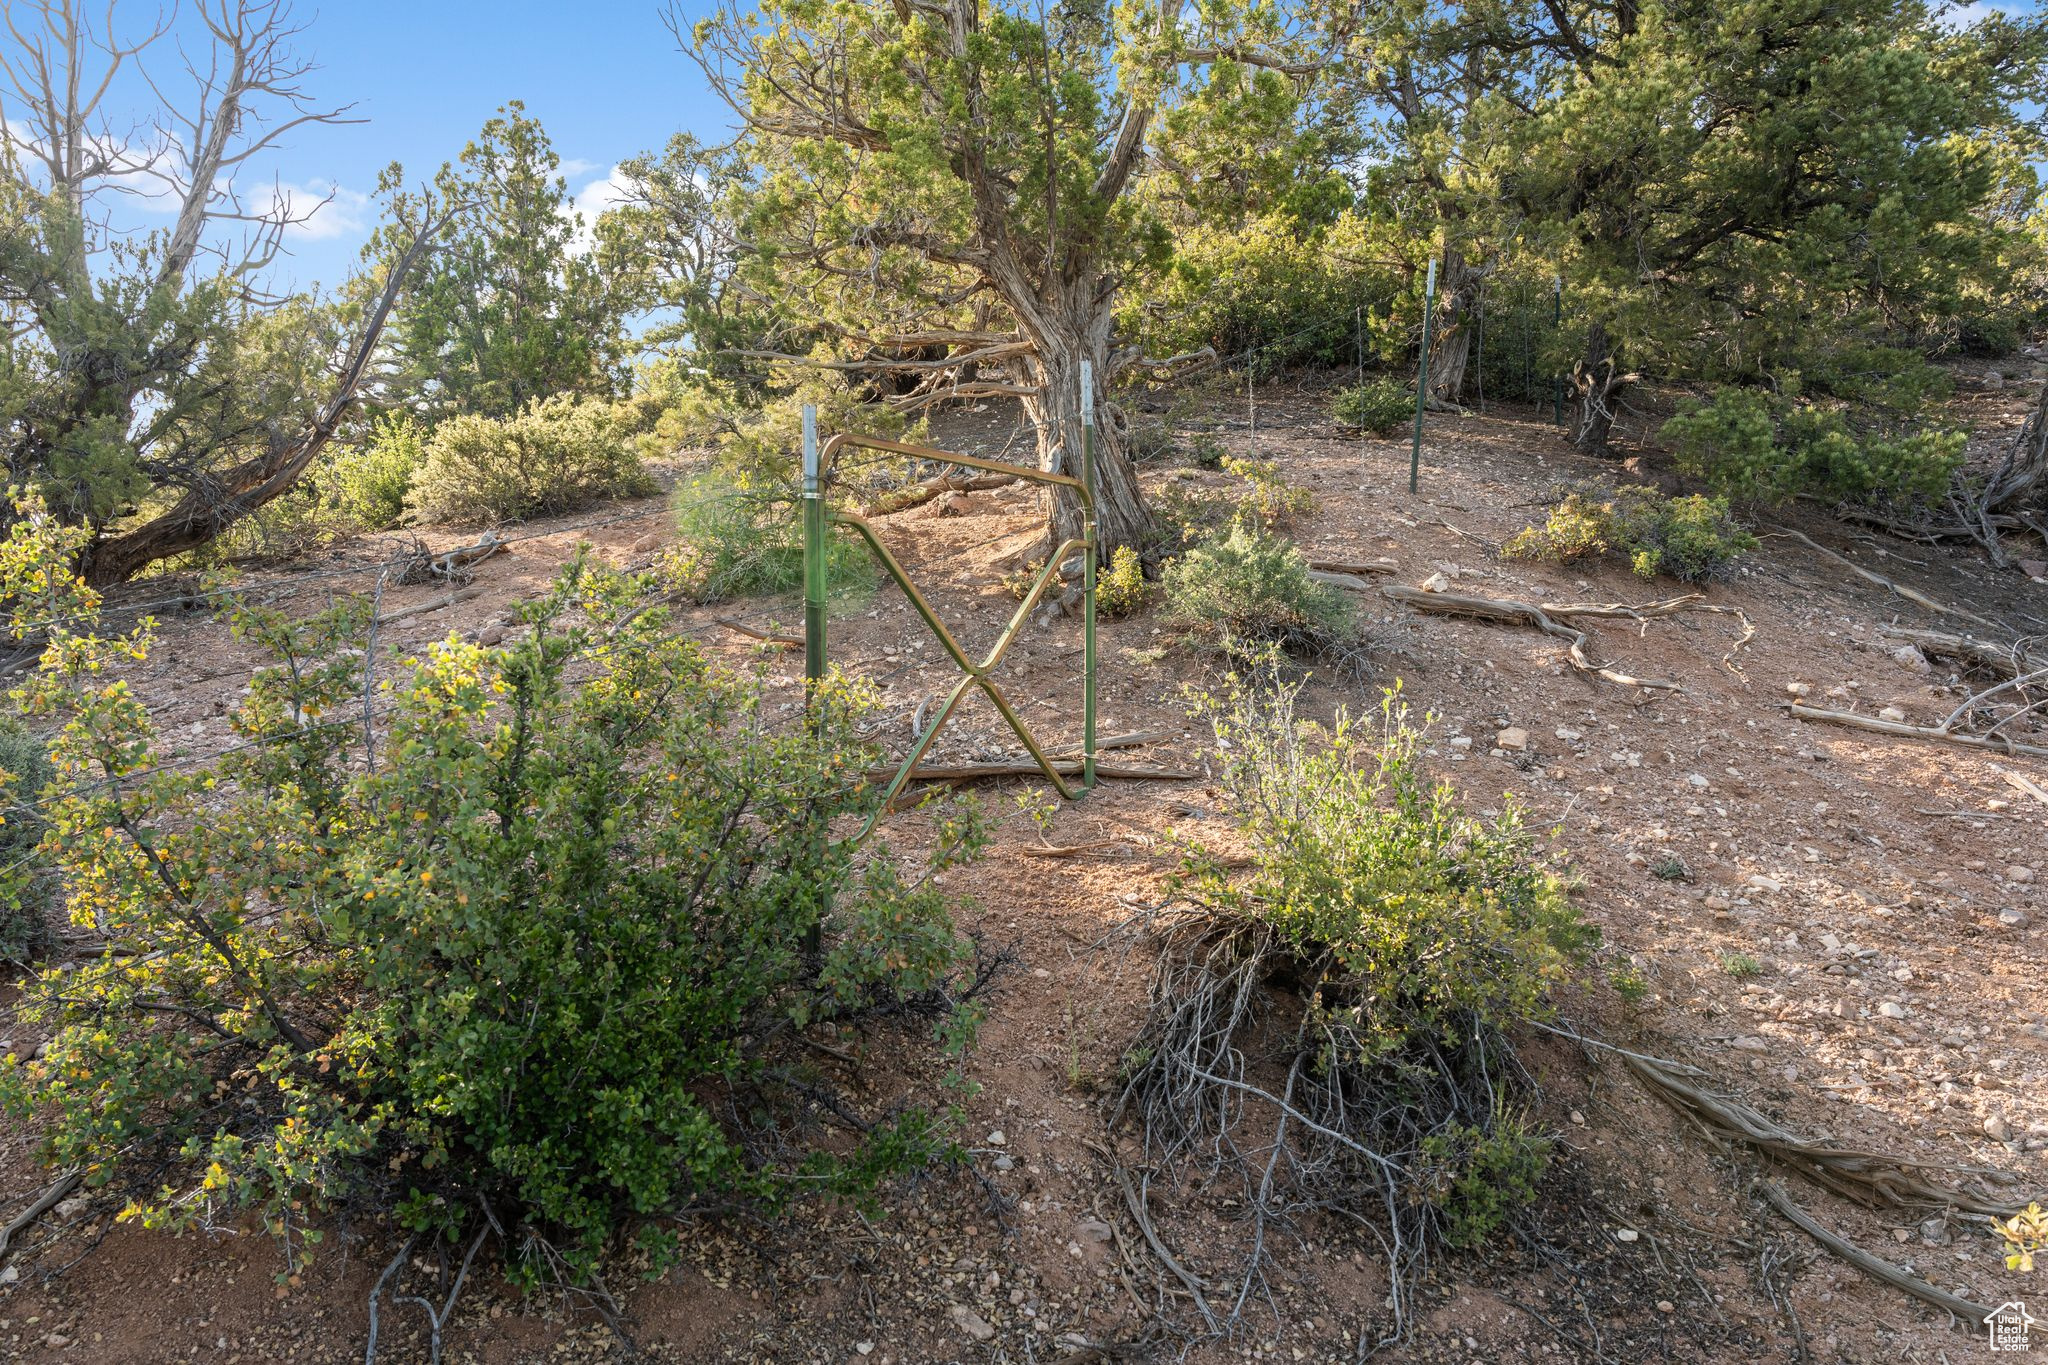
[1940,1,2007,29]
[564,164,636,253]
[276,179,374,241]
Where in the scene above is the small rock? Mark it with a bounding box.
[1569,1110,1586,1126]
[1419,572,1452,593]
[1656,1301,1675,1313]
[1986,1115,2015,1143]
[1747,875,1783,894]
[2007,866,2036,884]
[993,1154,1014,1172]
[2000,909,2029,928]
[1554,727,1583,743]
[1833,999,1854,1018]
[1877,705,1908,723]
[1784,681,1811,698]
[1891,645,1930,673]
[1984,370,2005,390]
[1818,932,1842,951]
[53,1195,88,1221]
[1918,1217,1951,1246]
[1496,726,1530,751]
[477,624,506,647]
[1878,1001,1908,1020]
[1686,773,1710,790]
[1448,736,1473,750]
[986,1130,1007,1146]
[631,532,662,554]
[948,1305,996,1343]
[2020,558,2048,582]
[1731,1036,1770,1053]
[1075,1218,1115,1245]
[1614,1228,1639,1243]
[1031,967,1051,979]
[45,1334,70,1350]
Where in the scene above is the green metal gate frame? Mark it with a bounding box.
[800,376,1099,826]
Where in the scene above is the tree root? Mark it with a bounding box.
[1383,584,1755,691]
[1786,701,2048,760]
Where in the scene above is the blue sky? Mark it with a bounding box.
[221,1,728,293]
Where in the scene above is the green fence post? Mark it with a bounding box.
[802,404,826,702]
[799,404,827,956]
[1080,361,1098,792]
[1552,275,1564,427]
[1409,256,1437,496]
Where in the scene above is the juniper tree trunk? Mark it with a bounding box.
[1015,317,1150,563]
[1570,320,1627,453]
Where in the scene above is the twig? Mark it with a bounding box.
[363,1235,415,1365]
[1995,764,2048,808]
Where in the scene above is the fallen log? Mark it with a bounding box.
[1786,702,2048,759]
[869,760,1197,783]
[373,587,483,627]
[1877,625,2032,679]
[1305,557,1397,576]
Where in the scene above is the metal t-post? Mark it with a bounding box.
[1080,362,1098,792]
[802,404,826,699]
[1552,275,1564,427]
[1409,256,1437,495]
[799,403,826,955]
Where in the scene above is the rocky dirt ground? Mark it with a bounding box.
[1,367,2045,1364]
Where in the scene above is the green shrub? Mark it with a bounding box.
[1117,675,1592,1296]
[1501,496,1610,567]
[1160,520,1361,664]
[1504,487,1755,583]
[1332,377,1413,436]
[326,412,427,530]
[1221,455,1314,527]
[407,395,657,525]
[673,472,875,603]
[1097,544,1147,618]
[0,525,984,1284]
[0,717,54,961]
[1662,387,1965,506]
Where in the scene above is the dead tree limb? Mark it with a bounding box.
[716,619,803,649]
[1771,528,2001,631]
[1383,584,1692,691]
[1757,1183,1994,1329]
[1786,702,2048,760]
[863,471,1020,516]
[0,1168,81,1267]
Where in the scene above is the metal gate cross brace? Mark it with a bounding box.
[802,422,1098,823]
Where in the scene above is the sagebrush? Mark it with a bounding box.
[1160,520,1362,667]
[407,395,656,525]
[1115,672,1594,1334]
